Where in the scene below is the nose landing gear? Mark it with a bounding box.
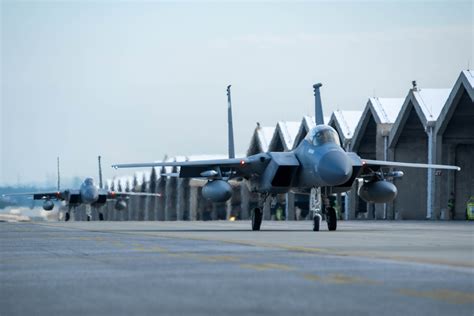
[250,193,270,231]
[311,187,337,231]
[313,213,322,231]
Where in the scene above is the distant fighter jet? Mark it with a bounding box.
[4,156,160,221]
[112,84,460,231]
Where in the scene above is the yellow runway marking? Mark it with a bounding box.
[149,246,168,253]
[133,247,148,251]
[302,273,322,282]
[240,263,294,271]
[196,255,240,262]
[398,289,474,305]
[111,241,126,247]
[301,273,380,285]
[132,245,168,253]
[325,274,380,285]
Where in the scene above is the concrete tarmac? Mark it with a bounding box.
[1,220,473,316]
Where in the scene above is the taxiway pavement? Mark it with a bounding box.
[1,220,473,315]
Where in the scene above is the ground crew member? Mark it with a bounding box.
[466,196,474,220]
[448,192,455,220]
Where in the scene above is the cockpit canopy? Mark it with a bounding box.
[305,126,341,147]
[84,177,95,185]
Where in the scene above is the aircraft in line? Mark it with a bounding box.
[4,156,160,221]
[112,84,460,231]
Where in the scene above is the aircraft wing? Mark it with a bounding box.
[362,159,461,171]
[2,191,65,200]
[112,156,265,179]
[107,191,162,199]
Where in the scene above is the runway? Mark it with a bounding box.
[1,220,473,315]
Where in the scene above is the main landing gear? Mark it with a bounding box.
[326,206,337,231]
[251,208,263,231]
[249,189,337,232]
[90,206,105,221]
[65,205,74,222]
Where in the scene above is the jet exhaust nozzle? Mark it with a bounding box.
[358,180,397,203]
[202,180,233,202]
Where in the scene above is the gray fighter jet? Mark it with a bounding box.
[112,84,460,231]
[4,156,160,221]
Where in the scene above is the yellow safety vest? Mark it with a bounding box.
[467,200,474,220]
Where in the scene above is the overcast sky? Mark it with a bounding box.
[1,0,472,186]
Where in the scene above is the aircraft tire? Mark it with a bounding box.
[313,214,321,231]
[65,212,70,222]
[326,207,337,231]
[87,215,91,221]
[99,213,104,221]
[251,208,263,231]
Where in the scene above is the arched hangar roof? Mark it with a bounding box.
[328,110,363,148]
[351,97,404,150]
[389,87,451,148]
[247,123,275,155]
[268,121,301,152]
[435,70,474,136]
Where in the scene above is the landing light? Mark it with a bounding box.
[229,216,236,221]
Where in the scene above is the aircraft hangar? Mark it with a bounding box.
[433,71,474,220]
[350,98,404,220]
[91,70,473,222]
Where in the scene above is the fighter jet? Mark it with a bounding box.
[4,156,160,221]
[112,84,460,231]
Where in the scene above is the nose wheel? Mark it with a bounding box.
[313,214,322,231]
[310,187,338,231]
[251,208,263,231]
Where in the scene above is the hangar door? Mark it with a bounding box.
[455,144,474,219]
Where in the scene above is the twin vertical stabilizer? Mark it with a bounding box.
[226,83,325,157]
[313,83,324,125]
[227,85,235,159]
[98,155,103,189]
[57,157,60,191]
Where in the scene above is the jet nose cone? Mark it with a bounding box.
[84,188,99,203]
[318,151,353,186]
